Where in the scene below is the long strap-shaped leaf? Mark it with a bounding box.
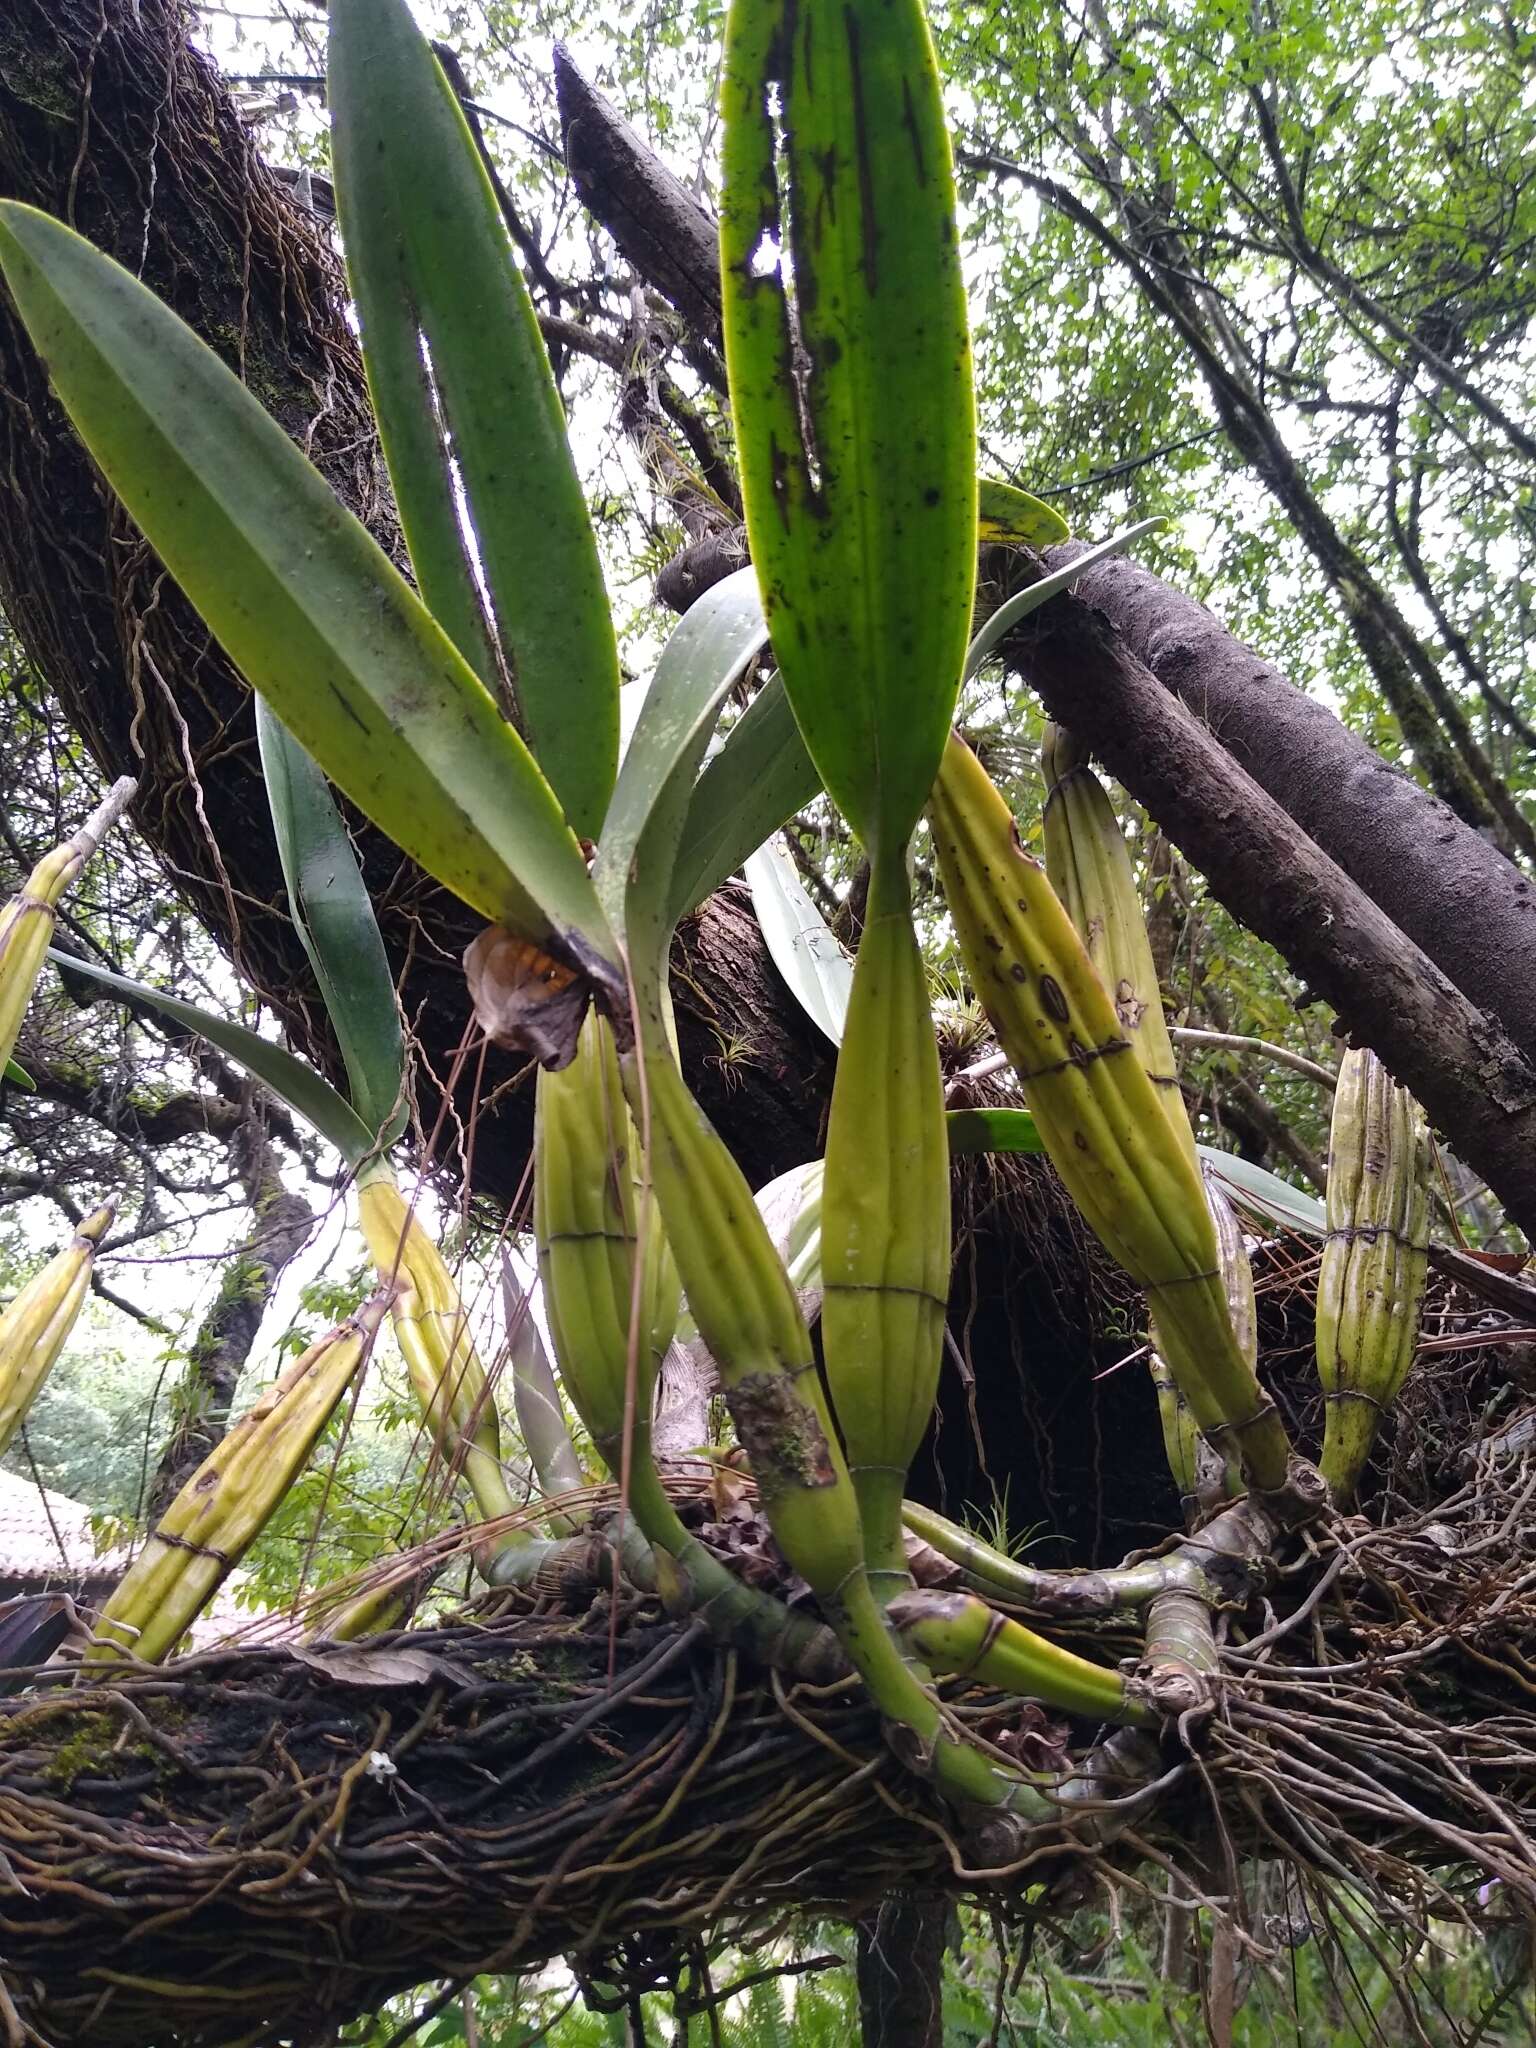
[963,521,1166,684]
[946,1106,1045,1156]
[669,670,820,923]
[720,0,977,861]
[595,568,770,1006]
[978,478,1069,547]
[256,703,406,1147]
[744,839,851,1045]
[50,950,376,1168]
[329,0,620,838]
[669,521,1162,917]
[0,203,619,998]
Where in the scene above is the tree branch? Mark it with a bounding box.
[1000,587,1536,1236]
[1047,543,1536,1069]
[959,145,1535,857]
[552,49,726,389]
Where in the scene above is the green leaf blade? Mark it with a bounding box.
[978,477,1070,548]
[329,0,620,837]
[1198,1147,1327,1237]
[0,201,618,991]
[669,668,823,923]
[946,1106,1046,1157]
[744,840,851,1044]
[966,518,1166,684]
[595,569,769,999]
[721,0,977,859]
[51,950,376,1167]
[256,703,407,1147]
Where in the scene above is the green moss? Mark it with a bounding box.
[36,1699,185,1791]
[39,1709,136,1790]
[0,33,78,122]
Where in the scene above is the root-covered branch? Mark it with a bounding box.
[4,1430,1536,2046]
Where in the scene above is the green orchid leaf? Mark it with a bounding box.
[663,494,1105,919]
[594,568,769,1002]
[744,840,851,1045]
[50,949,376,1167]
[754,1158,825,1296]
[978,478,1070,548]
[2,1058,34,1092]
[720,0,976,861]
[256,702,406,1147]
[0,202,619,1001]
[669,669,822,921]
[1198,1147,1327,1238]
[329,0,619,836]
[946,1106,1046,1157]
[966,519,1167,685]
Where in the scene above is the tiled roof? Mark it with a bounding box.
[0,1467,124,1584]
[0,1468,255,1649]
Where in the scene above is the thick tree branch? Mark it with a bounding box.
[5,1471,1536,2048]
[0,1616,957,2047]
[1051,544,1536,1068]
[552,49,726,389]
[18,1052,264,1150]
[1000,590,1536,1236]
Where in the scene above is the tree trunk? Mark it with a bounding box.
[146,1095,314,1516]
[1000,586,1536,1234]
[0,0,831,1210]
[554,49,723,364]
[856,1896,948,2048]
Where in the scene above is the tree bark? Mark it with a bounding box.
[0,1614,944,2048]
[1000,589,1536,1235]
[1055,545,1536,1068]
[1,1512,1531,2048]
[0,0,829,1208]
[856,1896,948,2048]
